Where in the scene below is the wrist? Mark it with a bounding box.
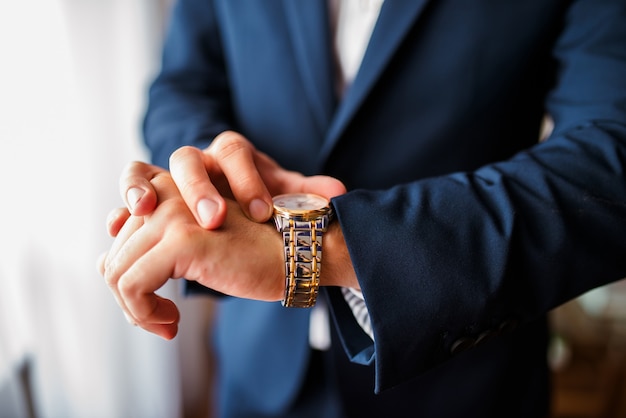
[322,221,359,289]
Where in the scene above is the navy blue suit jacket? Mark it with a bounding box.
[143,1,626,416]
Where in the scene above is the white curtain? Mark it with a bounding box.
[0,1,183,417]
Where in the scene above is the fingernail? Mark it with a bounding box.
[197,199,218,226]
[127,188,144,213]
[249,199,271,222]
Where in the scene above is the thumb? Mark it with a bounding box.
[255,152,347,199]
[297,175,347,199]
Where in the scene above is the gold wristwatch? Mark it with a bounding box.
[272,193,333,308]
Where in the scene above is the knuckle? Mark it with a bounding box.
[212,133,249,161]
[120,161,146,186]
[179,176,209,196]
[169,145,199,167]
[212,134,261,193]
[122,160,145,174]
[117,275,139,301]
[103,267,119,289]
[103,255,124,289]
[231,171,258,191]
[168,222,198,246]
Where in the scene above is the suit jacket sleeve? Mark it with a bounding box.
[143,0,234,169]
[329,0,626,392]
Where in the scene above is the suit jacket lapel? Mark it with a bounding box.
[282,1,336,138]
[321,0,433,160]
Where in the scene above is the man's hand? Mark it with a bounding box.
[99,171,285,340]
[120,131,347,229]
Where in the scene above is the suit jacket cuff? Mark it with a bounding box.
[326,287,375,366]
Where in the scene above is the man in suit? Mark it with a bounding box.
[100,0,626,416]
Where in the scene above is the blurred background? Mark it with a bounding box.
[0,1,215,417]
[0,1,624,418]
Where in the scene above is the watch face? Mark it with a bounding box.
[272,193,329,211]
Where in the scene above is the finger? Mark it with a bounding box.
[115,242,181,339]
[104,214,146,274]
[97,251,140,328]
[102,214,148,325]
[255,151,347,198]
[208,131,273,222]
[119,161,162,216]
[169,146,227,230]
[137,313,179,340]
[106,207,131,237]
[99,250,137,325]
[104,173,187,335]
[106,172,187,331]
[294,175,348,199]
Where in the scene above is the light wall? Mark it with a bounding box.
[0,1,184,417]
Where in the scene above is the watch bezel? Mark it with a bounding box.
[272,193,331,220]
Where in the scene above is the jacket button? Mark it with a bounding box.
[475,330,496,346]
[450,337,475,354]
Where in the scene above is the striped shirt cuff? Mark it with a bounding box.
[341,287,374,341]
